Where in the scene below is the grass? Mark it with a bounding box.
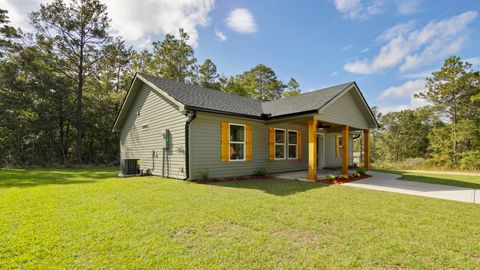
[374,168,480,189]
[1,167,479,269]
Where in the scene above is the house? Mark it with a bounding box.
[112,73,379,180]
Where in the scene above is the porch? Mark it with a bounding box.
[272,169,357,181]
[269,115,371,181]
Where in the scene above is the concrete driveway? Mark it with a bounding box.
[343,171,480,204]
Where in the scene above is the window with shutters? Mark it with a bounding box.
[229,124,245,161]
[274,128,286,159]
[288,130,298,159]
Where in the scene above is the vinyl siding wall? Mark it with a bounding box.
[317,90,369,129]
[323,133,354,167]
[120,83,187,178]
[189,113,309,179]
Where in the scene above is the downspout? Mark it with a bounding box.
[184,110,197,180]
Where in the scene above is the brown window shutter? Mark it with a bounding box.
[246,125,252,160]
[297,130,302,160]
[221,122,229,161]
[269,127,274,160]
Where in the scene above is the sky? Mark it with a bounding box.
[2,0,480,114]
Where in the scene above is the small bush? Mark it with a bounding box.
[353,172,361,178]
[356,167,366,175]
[327,174,335,181]
[255,168,269,176]
[460,150,480,170]
[200,170,210,183]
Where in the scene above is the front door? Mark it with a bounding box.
[317,134,325,169]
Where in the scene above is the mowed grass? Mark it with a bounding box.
[1,168,479,269]
[374,168,480,189]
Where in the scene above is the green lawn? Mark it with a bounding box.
[374,168,480,189]
[1,168,479,269]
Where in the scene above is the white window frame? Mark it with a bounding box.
[228,123,246,161]
[141,123,149,131]
[287,130,298,159]
[274,128,286,160]
[338,135,343,149]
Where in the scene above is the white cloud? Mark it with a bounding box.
[396,0,422,15]
[361,47,370,53]
[377,96,428,114]
[215,29,227,42]
[226,8,257,34]
[401,69,434,79]
[331,71,338,76]
[104,0,215,46]
[377,79,429,113]
[333,0,384,20]
[465,56,480,67]
[342,44,354,51]
[1,0,215,46]
[0,0,49,30]
[379,79,424,100]
[344,11,477,74]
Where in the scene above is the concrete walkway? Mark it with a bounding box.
[343,171,480,204]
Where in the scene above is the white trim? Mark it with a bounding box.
[228,123,246,161]
[274,128,286,160]
[287,130,298,159]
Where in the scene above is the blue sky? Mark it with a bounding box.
[4,0,480,113]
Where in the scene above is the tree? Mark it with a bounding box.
[283,78,301,97]
[238,64,285,101]
[196,59,220,90]
[415,56,478,165]
[30,0,111,163]
[0,9,21,58]
[152,28,197,83]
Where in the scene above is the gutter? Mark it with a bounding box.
[184,110,197,180]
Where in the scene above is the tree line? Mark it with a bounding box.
[374,56,480,170]
[0,0,300,166]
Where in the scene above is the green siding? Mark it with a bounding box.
[317,90,369,129]
[189,113,309,179]
[120,84,187,178]
[323,133,354,167]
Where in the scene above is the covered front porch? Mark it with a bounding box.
[270,114,371,181]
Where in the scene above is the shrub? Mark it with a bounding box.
[255,168,269,176]
[356,167,366,175]
[353,173,361,177]
[200,170,210,183]
[326,174,335,181]
[460,150,480,170]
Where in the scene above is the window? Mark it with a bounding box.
[229,124,245,161]
[338,135,343,148]
[274,129,286,159]
[141,124,149,131]
[288,130,298,159]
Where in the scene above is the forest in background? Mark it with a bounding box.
[0,0,479,170]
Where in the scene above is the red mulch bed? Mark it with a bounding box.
[196,175,270,184]
[316,174,372,185]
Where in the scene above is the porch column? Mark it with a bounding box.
[363,129,370,171]
[341,125,349,175]
[307,118,317,180]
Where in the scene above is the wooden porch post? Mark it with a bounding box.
[307,118,317,180]
[364,129,370,170]
[341,125,349,175]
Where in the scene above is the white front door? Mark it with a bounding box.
[317,134,325,169]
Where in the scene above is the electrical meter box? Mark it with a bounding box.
[162,129,171,150]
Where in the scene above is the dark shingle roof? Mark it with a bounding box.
[140,73,264,117]
[139,73,354,119]
[262,82,354,117]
